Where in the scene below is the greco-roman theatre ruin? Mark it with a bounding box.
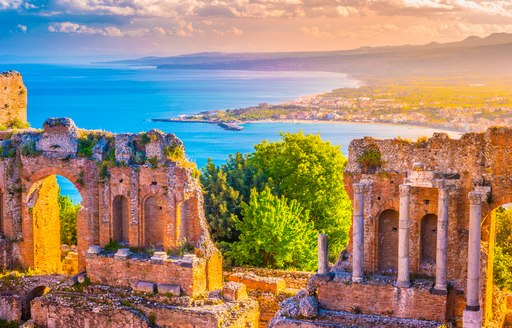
[0,70,511,327]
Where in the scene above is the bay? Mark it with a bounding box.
[0,63,460,204]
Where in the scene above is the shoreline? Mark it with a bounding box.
[243,119,464,135]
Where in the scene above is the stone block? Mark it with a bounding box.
[114,248,131,260]
[157,284,181,296]
[222,282,248,302]
[229,273,286,294]
[462,309,482,328]
[507,294,512,309]
[134,281,155,294]
[151,251,168,264]
[87,245,102,255]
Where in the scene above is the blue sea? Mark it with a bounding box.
[0,63,460,203]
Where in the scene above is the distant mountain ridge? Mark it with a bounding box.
[110,33,512,78]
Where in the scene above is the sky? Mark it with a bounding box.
[0,0,511,59]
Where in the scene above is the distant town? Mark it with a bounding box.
[161,79,512,133]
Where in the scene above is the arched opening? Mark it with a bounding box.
[21,285,49,321]
[112,195,130,244]
[378,209,399,273]
[420,214,437,269]
[27,175,82,275]
[144,195,164,248]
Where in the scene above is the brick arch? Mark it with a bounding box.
[376,209,399,274]
[112,194,129,244]
[22,167,93,272]
[420,213,437,269]
[142,194,165,248]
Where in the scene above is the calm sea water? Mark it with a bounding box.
[0,64,460,203]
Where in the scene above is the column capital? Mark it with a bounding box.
[353,182,366,194]
[399,184,411,197]
[468,191,483,205]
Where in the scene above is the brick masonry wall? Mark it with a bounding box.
[316,279,448,322]
[86,254,204,297]
[226,268,314,327]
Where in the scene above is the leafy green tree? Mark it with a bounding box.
[200,153,266,243]
[251,131,352,258]
[201,131,352,265]
[228,187,316,270]
[58,195,81,245]
[494,206,512,290]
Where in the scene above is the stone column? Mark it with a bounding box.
[434,187,449,293]
[463,191,483,327]
[396,184,412,288]
[318,234,329,275]
[352,183,365,283]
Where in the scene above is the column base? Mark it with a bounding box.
[431,285,447,295]
[463,309,482,328]
[352,276,364,283]
[394,280,412,288]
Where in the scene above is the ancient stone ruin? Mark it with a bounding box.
[0,117,258,327]
[270,128,512,328]
[0,71,27,127]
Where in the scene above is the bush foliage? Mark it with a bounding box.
[58,195,80,246]
[494,206,512,290]
[201,131,352,270]
[228,187,317,270]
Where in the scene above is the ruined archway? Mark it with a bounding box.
[112,195,129,244]
[377,209,399,273]
[26,174,81,275]
[144,195,164,248]
[420,213,437,270]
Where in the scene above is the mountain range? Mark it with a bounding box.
[111,33,512,78]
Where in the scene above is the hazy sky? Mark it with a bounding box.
[1,0,511,59]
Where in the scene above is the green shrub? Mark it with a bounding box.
[228,187,317,271]
[147,156,158,169]
[494,206,512,290]
[164,144,185,161]
[99,162,110,182]
[0,319,19,328]
[6,118,29,129]
[356,145,383,172]
[77,134,97,157]
[20,139,42,157]
[103,239,122,252]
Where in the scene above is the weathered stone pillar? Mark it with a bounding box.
[318,234,329,275]
[463,191,483,327]
[352,183,365,283]
[434,187,449,293]
[396,184,412,288]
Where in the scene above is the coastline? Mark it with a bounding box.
[243,119,464,135]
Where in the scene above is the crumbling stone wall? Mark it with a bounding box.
[0,71,27,127]
[0,118,221,297]
[341,127,512,323]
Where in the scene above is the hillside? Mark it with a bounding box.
[110,33,512,78]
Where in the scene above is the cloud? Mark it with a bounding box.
[299,26,332,37]
[0,0,35,10]
[47,21,199,38]
[213,27,243,37]
[336,6,359,17]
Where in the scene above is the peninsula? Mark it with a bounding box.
[152,77,512,133]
